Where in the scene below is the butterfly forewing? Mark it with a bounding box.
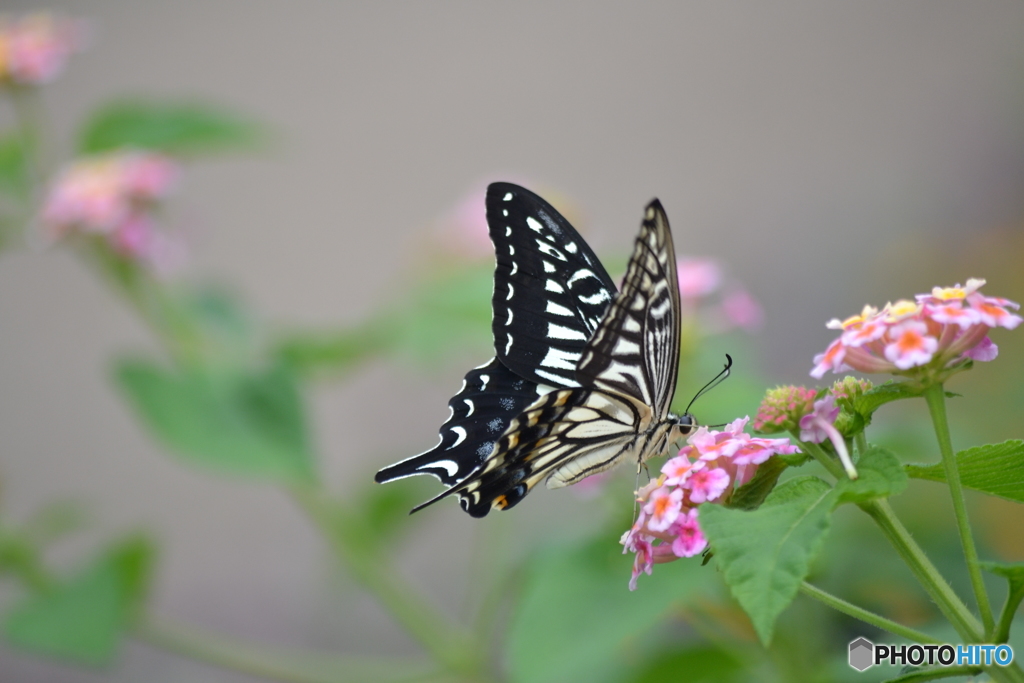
[374,358,547,486]
[575,200,681,419]
[487,183,618,388]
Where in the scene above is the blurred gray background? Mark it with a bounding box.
[2,2,1024,680]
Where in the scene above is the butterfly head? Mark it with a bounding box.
[667,411,697,446]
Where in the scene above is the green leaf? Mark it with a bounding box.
[628,644,744,683]
[881,665,980,682]
[906,440,1024,503]
[699,476,837,645]
[115,360,315,483]
[854,381,924,419]
[980,561,1024,643]
[360,477,435,541]
[728,456,789,510]
[507,537,714,683]
[0,133,31,199]
[78,99,259,155]
[836,445,908,504]
[4,537,154,665]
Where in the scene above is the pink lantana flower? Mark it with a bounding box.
[670,509,707,558]
[754,385,818,433]
[41,151,183,273]
[799,396,857,479]
[811,279,1020,383]
[0,13,84,86]
[621,417,799,590]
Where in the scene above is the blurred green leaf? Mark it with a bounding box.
[20,500,90,546]
[277,264,493,376]
[836,445,907,504]
[0,133,31,199]
[880,665,979,682]
[4,536,154,665]
[115,360,315,483]
[627,644,744,683]
[906,440,1024,503]
[729,456,789,510]
[360,477,435,541]
[507,536,714,683]
[700,476,837,645]
[78,99,259,155]
[980,561,1024,643]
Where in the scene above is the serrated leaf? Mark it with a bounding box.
[507,537,714,683]
[4,537,154,665]
[836,445,907,504]
[699,476,837,645]
[728,456,789,510]
[981,561,1024,643]
[854,381,924,418]
[115,360,315,483]
[79,100,259,155]
[906,440,1024,503]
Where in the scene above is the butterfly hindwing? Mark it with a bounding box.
[374,358,547,486]
[487,183,618,388]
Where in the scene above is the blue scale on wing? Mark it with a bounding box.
[374,358,540,487]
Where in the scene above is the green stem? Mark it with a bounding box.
[290,486,490,682]
[799,581,938,644]
[922,383,995,636]
[859,500,981,642]
[797,439,845,481]
[854,431,868,458]
[136,615,443,683]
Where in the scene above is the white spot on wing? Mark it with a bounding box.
[427,459,460,478]
[566,242,578,253]
[507,283,514,300]
[546,301,574,317]
[510,260,518,276]
[464,399,475,416]
[547,322,588,341]
[613,338,641,355]
[543,261,556,273]
[503,209,508,217]
[568,269,598,286]
[537,241,566,261]
[479,374,490,391]
[545,280,564,293]
[506,309,514,325]
[504,335,513,355]
[503,192,513,201]
[509,244,515,255]
[580,291,611,305]
[505,226,511,237]
[540,347,581,370]
[446,426,467,450]
[536,368,573,385]
[526,216,545,233]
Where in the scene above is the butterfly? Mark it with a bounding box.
[375,183,697,517]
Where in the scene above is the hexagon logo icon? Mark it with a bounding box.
[849,637,874,671]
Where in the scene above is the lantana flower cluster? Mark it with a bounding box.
[41,151,183,273]
[0,13,82,86]
[812,280,1021,380]
[620,417,799,590]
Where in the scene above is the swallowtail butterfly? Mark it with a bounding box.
[375,183,697,517]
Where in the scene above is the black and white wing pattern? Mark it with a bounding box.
[414,199,697,518]
[488,183,618,388]
[374,184,618,490]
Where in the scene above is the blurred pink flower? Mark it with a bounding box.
[722,288,764,331]
[677,258,721,299]
[811,279,1020,382]
[0,13,83,86]
[42,151,183,273]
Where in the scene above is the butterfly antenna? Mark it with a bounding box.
[684,354,733,414]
